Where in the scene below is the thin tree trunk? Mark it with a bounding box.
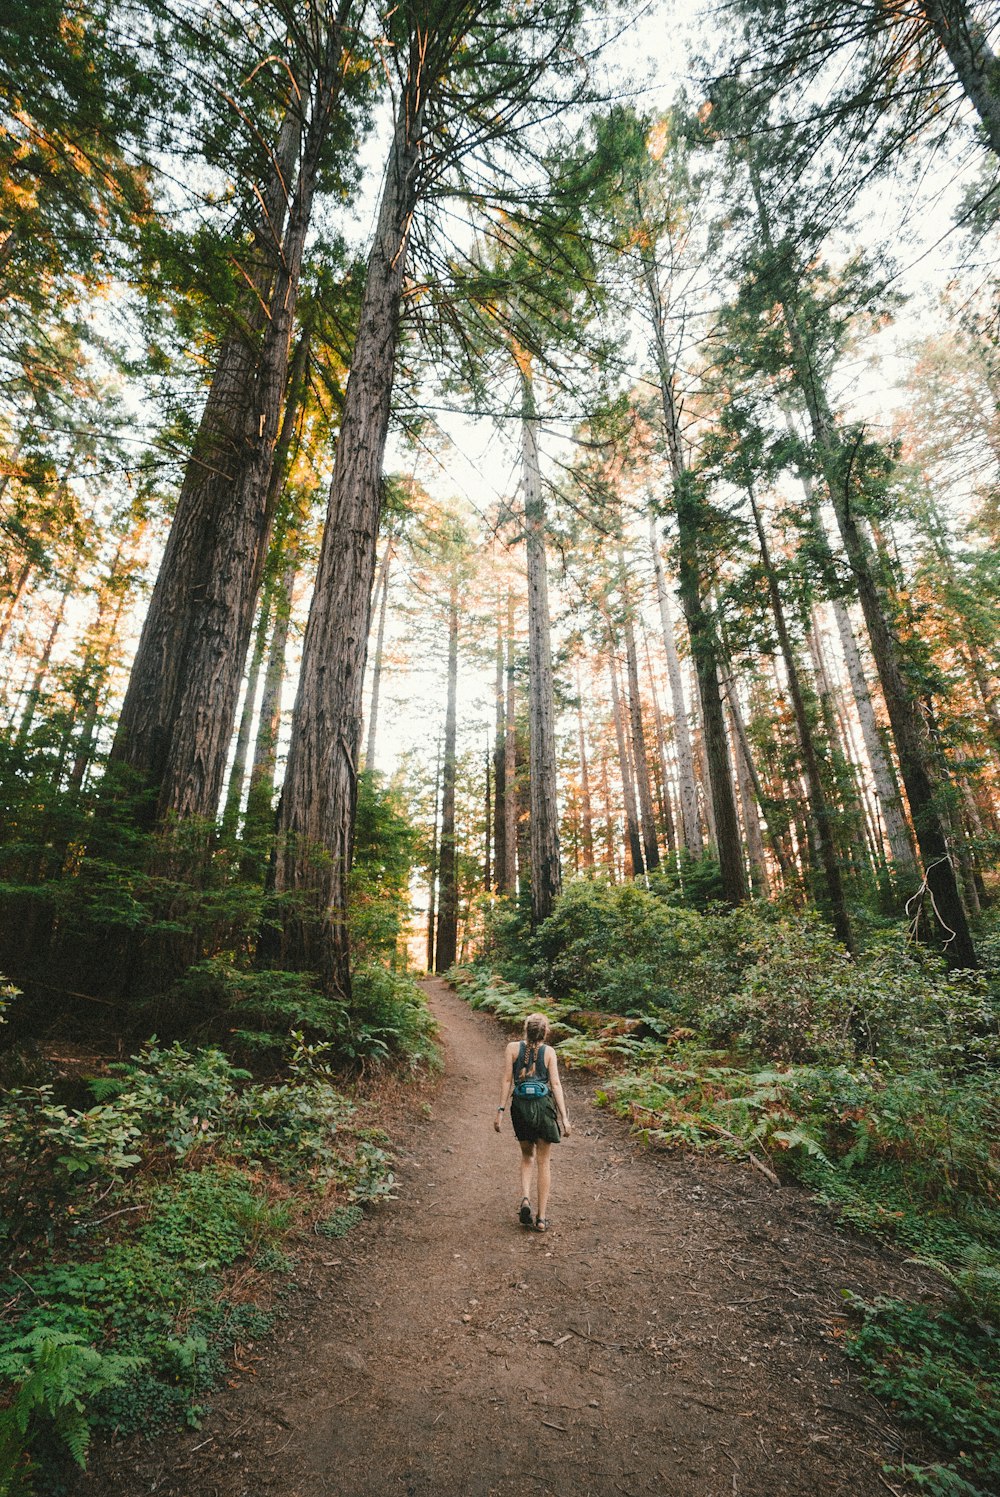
[608,647,644,878]
[599,747,618,882]
[427,741,441,973]
[575,662,596,871]
[364,536,393,773]
[493,603,507,891]
[246,544,298,834]
[221,586,272,835]
[484,747,492,891]
[520,364,561,924]
[722,670,794,886]
[14,581,73,747]
[644,637,678,857]
[621,568,660,873]
[649,511,701,854]
[746,485,855,951]
[435,579,459,973]
[503,592,517,896]
[275,74,425,995]
[724,684,770,896]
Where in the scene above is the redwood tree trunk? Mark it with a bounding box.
[609,647,644,878]
[919,0,1000,158]
[521,366,562,924]
[435,579,459,973]
[275,78,425,994]
[108,31,346,827]
[622,585,661,873]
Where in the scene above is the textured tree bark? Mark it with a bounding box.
[806,619,881,883]
[364,537,394,773]
[435,579,459,973]
[919,0,1000,158]
[649,512,701,855]
[520,366,562,924]
[746,486,855,952]
[108,26,347,828]
[483,749,492,891]
[275,76,425,994]
[608,647,644,878]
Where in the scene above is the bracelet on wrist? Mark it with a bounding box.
[496,1106,505,1112]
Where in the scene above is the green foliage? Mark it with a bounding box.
[0,1330,142,1488]
[463,880,1000,1490]
[0,1030,405,1487]
[844,1294,1000,1495]
[316,1204,363,1239]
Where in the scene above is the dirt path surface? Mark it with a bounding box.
[85,978,931,1496]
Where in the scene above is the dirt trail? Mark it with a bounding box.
[86,978,930,1497]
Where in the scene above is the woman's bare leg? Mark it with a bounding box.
[519,1141,535,1206]
[535,1142,552,1222]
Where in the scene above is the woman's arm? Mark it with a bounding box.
[546,1048,571,1136]
[494,1042,516,1131]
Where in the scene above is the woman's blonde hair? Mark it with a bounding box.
[523,1012,549,1044]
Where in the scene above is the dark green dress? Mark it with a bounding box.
[510,1041,561,1144]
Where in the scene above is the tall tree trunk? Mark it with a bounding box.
[221,586,272,836]
[791,460,917,879]
[608,647,644,878]
[722,669,794,886]
[649,511,701,854]
[575,662,596,871]
[621,568,661,873]
[484,747,492,891]
[597,747,617,881]
[724,683,770,896]
[493,603,507,891]
[918,0,1000,158]
[746,486,855,949]
[644,636,678,857]
[435,579,459,973]
[503,592,518,896]
[364,536,393,773]
[14,580,73,748]
[108,28,347,827]
[427,741,441,973]
[520,364,561,924]
[245,543,298,835]
[275,75,425,995]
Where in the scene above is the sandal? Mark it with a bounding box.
[518,1197,533,1227]
[534,1217,549,1233]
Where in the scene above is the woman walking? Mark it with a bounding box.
[494,1012,571,1232]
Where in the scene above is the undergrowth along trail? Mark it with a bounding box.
[79,977,942,1497]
